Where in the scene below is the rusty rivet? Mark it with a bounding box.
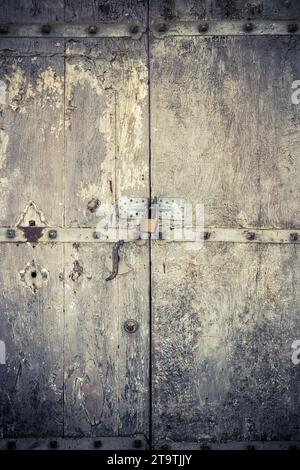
[41,24,51,34]
[48,229,57,239]
[198,23,208,33]
[88,25,98,34]
[6,229,16,239]
[124,319,138,334]
[49,440,58,449]
[7,441,16,450]
[130,24,139,35]
[243,22,254,32]
[0,24,9,34]
[245,232,255,240]
[288,23,298,33]
[94,440,102,448]
[157,22,168,33]
[133,439,142,448]
[290,232,298,242]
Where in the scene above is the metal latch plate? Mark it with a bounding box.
[118,197,148,220]
[156,197,185,221]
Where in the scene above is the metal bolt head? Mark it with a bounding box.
[48,229,57,239]
[130,24,139,35]
[93,231,101,239]
[198,23,209,33]
[41,24,51,34]
[133,439,142,448]
[0,24,9,34]
[124,319,139,334]
[204,231,210,240]
[245,232,255,240]
[288,23,298,33]
[290,232,298,242]
[243,22,254,32]
[7,441,16,450]
[88,25,98,34]
[94,440,102,448]
[6,229,16,239]
[49,440,58,449]
[157,22,168,33]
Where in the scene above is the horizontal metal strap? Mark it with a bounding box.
[150,20,300,37]
[0,20,299,39]
[0,227,300,244]
[156,439,300,450]
[0,22,145,39]
[0,435,148,450]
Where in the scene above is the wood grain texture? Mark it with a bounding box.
[150,0,300,20]
[65,0,148,23]
[0,0,64,23]
[0,39,64,226]
[152,242,300,445]
[65,37,149,227]
[64,242,149,437]
[150,35,300,228]
[0,244,64,437]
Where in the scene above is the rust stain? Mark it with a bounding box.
[21,226,44,244]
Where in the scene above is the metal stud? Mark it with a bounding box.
[156,22,168,33]
[124,319,139,334]
[41,24,51,34]
[7,441,16,450]
[204,231,211,240]
[6,229,16,239]
[290,232,298,242]
[94,440,102,448]
[245,232,255,240]
[93,231,101,239]
[129,24,139,35]
[49,440,58,449]
[0,25,9,34]
[88,25,98,34]
[243,22,254,32]
[288,23,298,33]
[48,229,57,239]
[133,439,142,448]
[198,23,209,33]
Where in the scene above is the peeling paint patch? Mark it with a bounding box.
[0,129,9,171]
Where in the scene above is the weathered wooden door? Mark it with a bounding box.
[1,0,300,451]
[0,0,150,450]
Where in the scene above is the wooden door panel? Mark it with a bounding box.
[150,34,300,446]
[152,243,300,445]
[64,242,149,437]
[0,244,64,437]
[150,36,300,229]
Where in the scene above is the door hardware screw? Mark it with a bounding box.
[288,23,298,33]
[133,439,142,448]
[49,440,58,449]
[88,25,98,34]
[243,22,254,32]
[7,441,16,450]
[48,229,57,239]
[130,24,139,35]
[198,23,208,33]
[94,440,102,448]
[6,229,16,239]
[41,24,51,34]
[245,232,255,240]
[157,22,168,33]
[290,232,298,242]
[124,319,139,334]
[0,25,9,34]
